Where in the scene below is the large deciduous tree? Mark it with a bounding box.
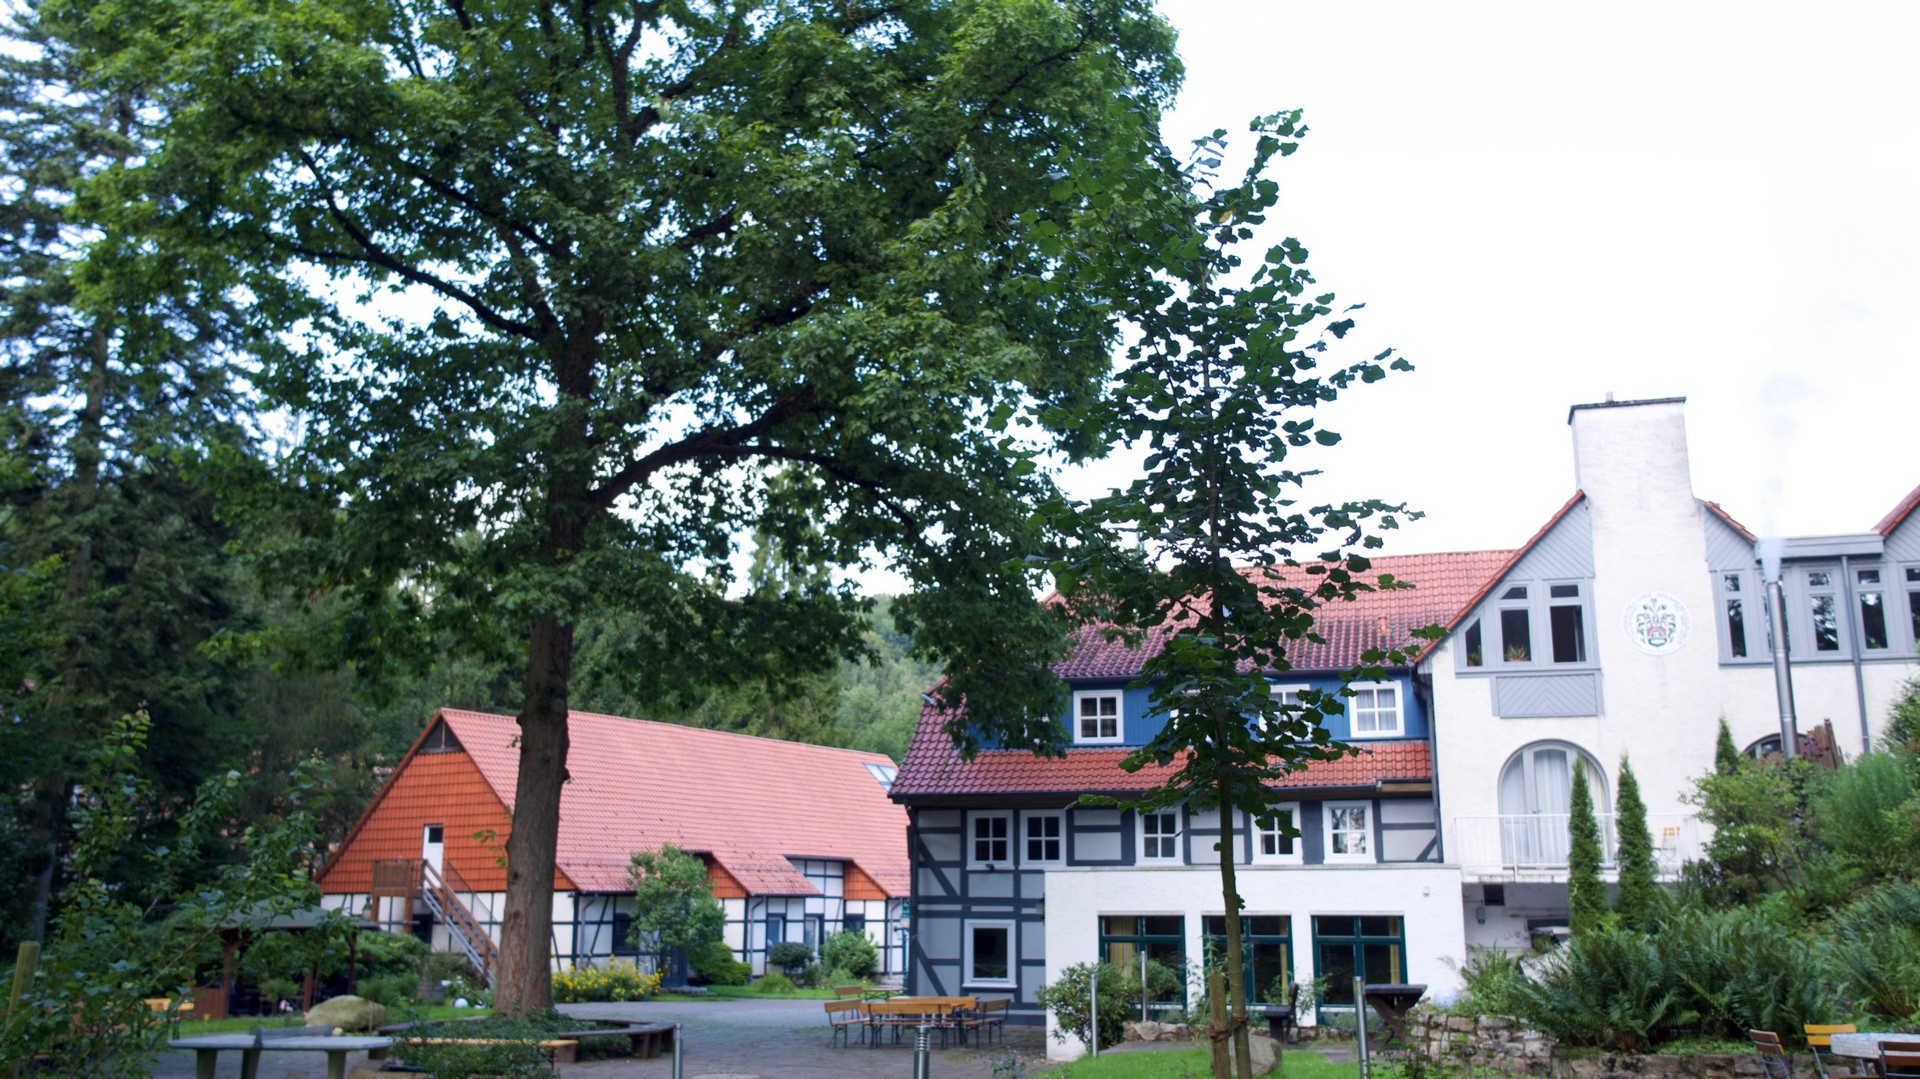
[1044,115,1415,1079]
[89,0,1195,1012]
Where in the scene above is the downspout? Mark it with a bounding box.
[1838,554,1872,755]
[1758,538,1799,758]
[1413,667,1444,863]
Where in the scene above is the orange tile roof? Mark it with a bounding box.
[436,709,908,896]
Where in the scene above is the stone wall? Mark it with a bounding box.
[1403,1011,1772,1079]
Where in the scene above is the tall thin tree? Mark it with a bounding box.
[1566,761,1606,936]
[1612,755,1658,931]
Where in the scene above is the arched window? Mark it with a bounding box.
[1498,742,1609,867]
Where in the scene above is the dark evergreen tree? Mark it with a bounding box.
[1715,717,1743,774]
[1613,756,1658,931]
[1567,760,1607,936]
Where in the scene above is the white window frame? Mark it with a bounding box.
[1073,690,1124,745]
[967,811,1012,870]
[1138,808,1182,864]
[1022,811,1065,867]
[1322,801,1374,864]
[962,919,1016,989]
[1904,564,1920,654]
[1347,682,1404,739]
[1251,803,1304,865]
[1266,683,1312,737]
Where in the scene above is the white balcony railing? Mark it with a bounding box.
[1452,813,1704,879]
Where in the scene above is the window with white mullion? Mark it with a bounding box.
[1856,566,1890,652]
[969,812,1011,869]
[1073,690,1123,745]
[1023,811,1063,865]
[1322,802,1373,864]
[1907,566,1920,651]
[1252,804,1302,865]
[1797,565,1847,655]
[1347,683,1402,739]
[1139,810,1182,863]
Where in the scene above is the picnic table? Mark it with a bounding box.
[1830,1032,1920,1060]
[167,1032,391,1079]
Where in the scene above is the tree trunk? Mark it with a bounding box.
[494,613,575,1017]
[1208,959,1231,1079]
[1218,771,1254,1079]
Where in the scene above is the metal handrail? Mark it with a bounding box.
[418,861,497,986]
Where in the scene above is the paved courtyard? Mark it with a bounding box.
[148,998,1057,1078]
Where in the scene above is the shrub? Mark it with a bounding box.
[1506,926,1686,1051]
[1654,905,1834,1041]
[398,1021,555,1079]
[1037,962,1135,1051]
[1813,753,1916,884]
[1827,880,1920,1022]
[767,940,812,975]
[688,940,750,986]
[820,930,879,979]
[751,972,795,994]
[1567,762,1606,936]
[549,959,664,1003]
[355,972,418,1008]
[1614,757,1659,932]
[1453,948,1526,1016]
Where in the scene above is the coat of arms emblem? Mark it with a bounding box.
[1624,592,1689,655]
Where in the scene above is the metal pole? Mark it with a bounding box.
[1140,950,1149,1023]
[1766,577,1799,758]
[913,1023,932,1079]
[1090,966,1099,1057]
[1354,976,1369,1079]
[671,1021,683,1079]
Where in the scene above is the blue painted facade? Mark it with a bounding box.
[1021,672,1429,747]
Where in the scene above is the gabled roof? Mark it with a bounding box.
[1409,492,1586,662]
[1703,500,1756,543]
[432,709,908,896]
[1877,482,1920,537]
[1058,550,1517,679]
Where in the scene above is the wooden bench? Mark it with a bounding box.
[549,1022,674,1059]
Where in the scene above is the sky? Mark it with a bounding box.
[1058,0,1920,558]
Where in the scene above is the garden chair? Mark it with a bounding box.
[833,985,867,999]
[823,999,868,1048]
[957,998,1009,1046]
[1750,1029,1793,1079]
[1883,1045,1920,1079]
[1806,1023,1867,1079]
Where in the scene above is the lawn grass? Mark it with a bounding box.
[178,1003,487,1034]
[702,985,839,1000]
[1036,1047,1361,1078]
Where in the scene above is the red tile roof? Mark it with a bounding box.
[1877,482,1920,537]
[437,709,908,896]
[896,550,1512,800]
[1703,500,1756,542]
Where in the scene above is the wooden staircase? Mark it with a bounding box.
[368,858,498,986]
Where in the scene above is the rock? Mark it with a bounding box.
[305,995,387,1033]
[1248,1032,1279,1075]
[1125,1020,1164,1043]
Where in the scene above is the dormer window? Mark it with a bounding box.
[1548,583,1587,663]
[1348,683,1403,738]
[1074,691,1123,745]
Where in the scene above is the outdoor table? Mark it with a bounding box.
[1362,983,1428,1045]
[168,1033,392,1079]
[1830,1032,1920,1061]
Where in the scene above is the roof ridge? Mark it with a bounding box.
[438,707,898,763]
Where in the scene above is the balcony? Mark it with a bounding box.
[1452,813,1704,881]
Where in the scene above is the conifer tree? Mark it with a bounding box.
[1715,717,1742,775]
[1612,756,1658,931]
[1566,760,1607,936]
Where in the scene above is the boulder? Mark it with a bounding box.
[1248,1032,1280,1075]
[305,995,388,1033]
[1125,1020,1166,1042]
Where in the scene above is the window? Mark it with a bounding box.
[1253,805,1302,865]
[1908,567,1920,646]
[1348,683,1403,738]
[1323,802,1372,863]
[1806,567,1842,652]
[766,914,786,946]
[963,920,1014,987]
[1497,742,1609,867]
[1024,812,1064,865]
[1074,691,1122,744]
[1463,619,1484,667]
[1205,915,1293,1005]
[1721,572,1749,659]
[1500,607,1532,662]
[1099,916,1186,1014]
[843,913,866,935]
[1139,810,1181,862]
[1312,916,1405,1017]
[1857,568,1889,651]
[611,910,637,956]
[970,812,1011,868]
[1548,583,1587,663]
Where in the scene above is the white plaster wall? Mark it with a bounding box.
[1040,864,1464,1061]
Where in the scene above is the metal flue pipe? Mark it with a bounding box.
[1757,538,1798,759]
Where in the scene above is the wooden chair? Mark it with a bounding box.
[1751,1029,1794,1079]
[864,999,920,1047]
[823,999,868,1048]
[958,998,1009,1046]
[1806,1024,1864,1079]
[1883,1045,1920,1079]
[833,985,868,999]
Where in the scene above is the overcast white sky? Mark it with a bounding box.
[1054,0,1920,557]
